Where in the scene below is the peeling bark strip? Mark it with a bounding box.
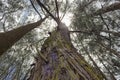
[28,28,105,80]
[0,17,47,56]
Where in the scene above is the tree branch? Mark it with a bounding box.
[55,0,59,19]
[0,10,17,21]
[60,0,69,20]
[70,29,120,37]
[36,0,57,21]
[92,2,120,16]
[70,30,92,34]
[30,0,42,18]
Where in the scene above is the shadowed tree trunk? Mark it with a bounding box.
[0,17,47,56]
[28,23,105,80]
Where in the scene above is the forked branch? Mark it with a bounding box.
[36,0,57,21]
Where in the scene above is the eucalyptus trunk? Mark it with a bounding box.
[28,27,105,80]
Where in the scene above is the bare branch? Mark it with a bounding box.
[30,0,42,18]
[60,0,69,20]
[55,0,59,18]
[92,2,120,16]
[70,30,92,34]
[36,0,57,21]
[99,15,112,48]
[0,10,17,21]
[2,19,7,32]
[70,29,120,37]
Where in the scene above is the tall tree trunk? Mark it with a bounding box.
[28,29,105,80]
[0,17,47,56]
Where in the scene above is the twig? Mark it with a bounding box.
[70,30,92,34]
[29,0,42,19]
[3,19,7,32]
[55,0,59,18]
[99,14,112,49]
[60,0,69,20]
[0,10,16,21]
[36,0,57,21]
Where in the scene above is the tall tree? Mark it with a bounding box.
[0,0,120,80]
[27,0,104,79]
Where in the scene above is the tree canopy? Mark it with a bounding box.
[0,0,120,80]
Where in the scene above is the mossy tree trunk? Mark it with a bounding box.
[28,30,105,80]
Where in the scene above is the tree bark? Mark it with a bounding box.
[0,17,47,56]
[28,27,105,80]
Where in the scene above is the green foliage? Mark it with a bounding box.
[71,0,120,79]
[0,0,120,79]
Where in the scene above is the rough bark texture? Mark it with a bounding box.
[0,17,47,56]
[28,27,105,80]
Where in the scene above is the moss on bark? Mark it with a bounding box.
[28,30,104,80]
